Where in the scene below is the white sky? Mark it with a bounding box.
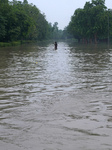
[27,0,111,29]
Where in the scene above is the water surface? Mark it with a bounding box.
[0,42,112,150]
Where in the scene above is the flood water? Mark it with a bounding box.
[0,42,112,150]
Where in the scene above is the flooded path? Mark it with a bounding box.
[0,42,112,150]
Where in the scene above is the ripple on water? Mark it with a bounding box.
[0,43,112,150]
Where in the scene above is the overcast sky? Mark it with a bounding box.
[27,0,111,30]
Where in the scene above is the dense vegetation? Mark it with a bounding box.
[67,0,112,43]
[0,0,112,45]
[0,0,63,44]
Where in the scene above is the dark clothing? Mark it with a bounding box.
[54,42,57,50]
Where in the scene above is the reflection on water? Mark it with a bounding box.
[0,42,112,150]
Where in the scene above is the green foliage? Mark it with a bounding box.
[0,0,8,4]
[0,14,6,41]
[51,22,65,40]
[23,0,28,5]
[67,0,112,43]
[108,10,112,38]
[52,22,59,39]
[0,0,61,43]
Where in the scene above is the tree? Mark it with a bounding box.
[23,0,28,5]
[67,8,84,42]
[92,0,105,6]
[67,0,108,43]
[0,0,8,4]
[0,0,57,42]
[52,22,59,39]
[0,14,6,41]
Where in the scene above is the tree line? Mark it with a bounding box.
[66,0,112,43]
[0,0,64,43]
[1,0,112,44]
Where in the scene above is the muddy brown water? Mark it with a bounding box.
[0,42,112,150]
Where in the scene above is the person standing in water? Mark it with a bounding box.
[54,42,57,50]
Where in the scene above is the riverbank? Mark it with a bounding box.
[0,40,35,47]
[0,40,55,48]
[0,41,20,47]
